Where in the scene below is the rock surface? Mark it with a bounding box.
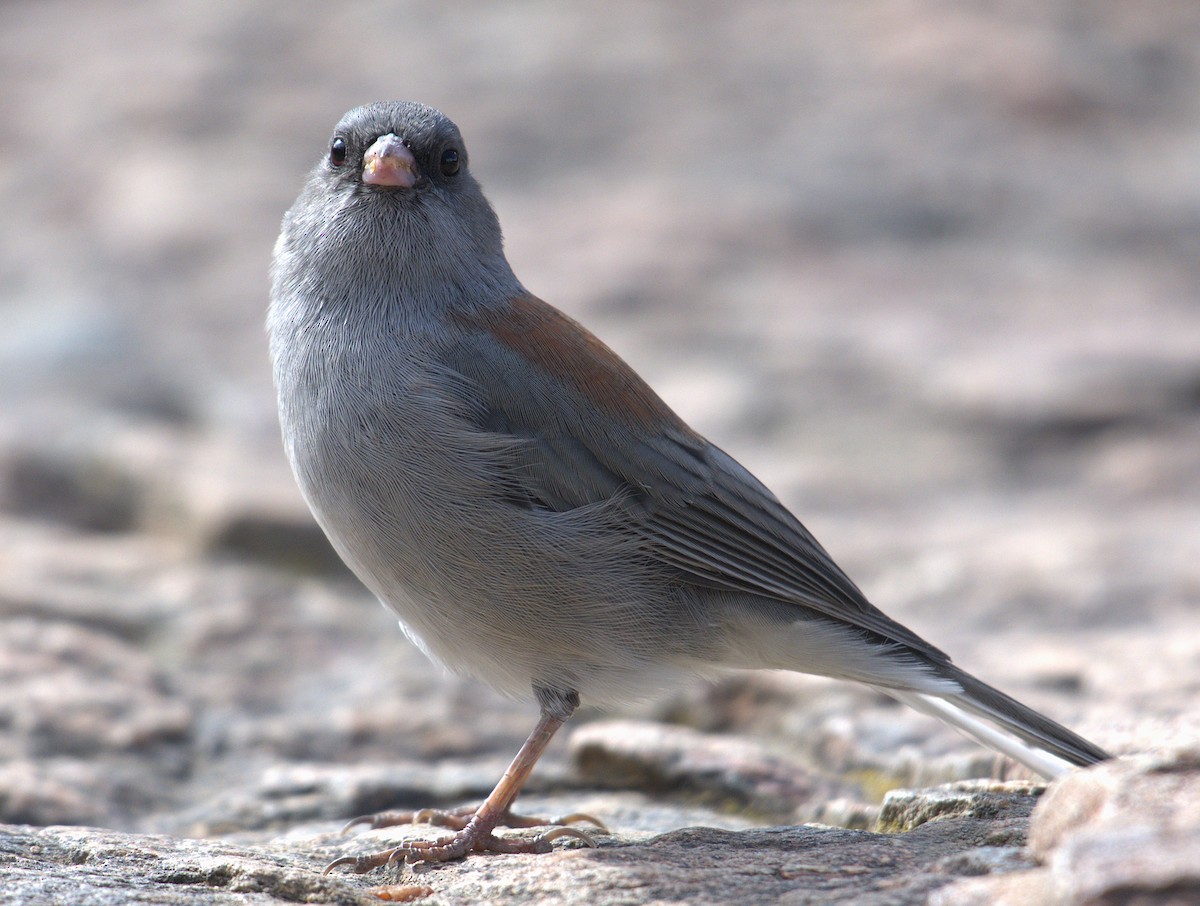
[935,749,1200,904]
[2,1,1199,903]
[0,789,1035,906]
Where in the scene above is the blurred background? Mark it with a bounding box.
[0,0,1197,837]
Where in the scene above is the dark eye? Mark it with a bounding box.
[439,148,461,177]
[329,137,347,167]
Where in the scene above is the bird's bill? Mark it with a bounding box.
[362,133,418,188]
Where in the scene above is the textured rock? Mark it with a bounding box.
[0,615,193,827]
[0,814,1050,906]
[935,751,1200,904]
[1029,748,1200,859]
[569,719,860,822]
[876,780,1044,834]
[0,824,372,906]
[0,446,141,533]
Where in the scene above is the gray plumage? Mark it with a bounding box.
[270,100,1109,781]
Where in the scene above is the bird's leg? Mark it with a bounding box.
[323,688,599,874]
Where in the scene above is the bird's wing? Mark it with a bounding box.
[442,293,948,662]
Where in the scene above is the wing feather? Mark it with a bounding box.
[445,293,948,662]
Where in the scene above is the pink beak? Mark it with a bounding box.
[362,134,418,188]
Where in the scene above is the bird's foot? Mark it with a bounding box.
[340,803,606,834]
[323,813,597,873]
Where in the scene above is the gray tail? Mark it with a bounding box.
[880,666,1110,779]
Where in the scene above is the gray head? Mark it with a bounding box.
[322,101,471,194]
[272,101,520,321]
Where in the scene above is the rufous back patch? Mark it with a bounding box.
[455,293,691,434]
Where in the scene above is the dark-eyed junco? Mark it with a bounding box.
[268,101,1109,873]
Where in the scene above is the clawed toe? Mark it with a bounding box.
[322,849,403,876]
[339,814,380,834]
[412,807,472,829]
[538,825,598,848]
[322,819,600,874]
[340,804,476,834]
[553,812,608,832]
[493,808,606,831]
[340,804,606,835]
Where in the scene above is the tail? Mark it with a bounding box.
[878,666,1110,779]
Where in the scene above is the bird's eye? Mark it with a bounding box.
[439,148,461,177]
[329,137,347,167]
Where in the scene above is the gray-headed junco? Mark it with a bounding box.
[269,101,1108,873]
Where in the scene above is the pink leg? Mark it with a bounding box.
[323,703,599,873]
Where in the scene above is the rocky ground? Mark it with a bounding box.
[1,2,1198,904]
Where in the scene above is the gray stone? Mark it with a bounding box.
[876,780,1044,834]
[0,814,1056,906]
[936,750,1200,904]
[1029,749,1200,861]
[0,824,373,906]
[0,447,141,533]
[569,719,861,822]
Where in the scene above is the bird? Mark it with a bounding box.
[268,100,1110,873]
